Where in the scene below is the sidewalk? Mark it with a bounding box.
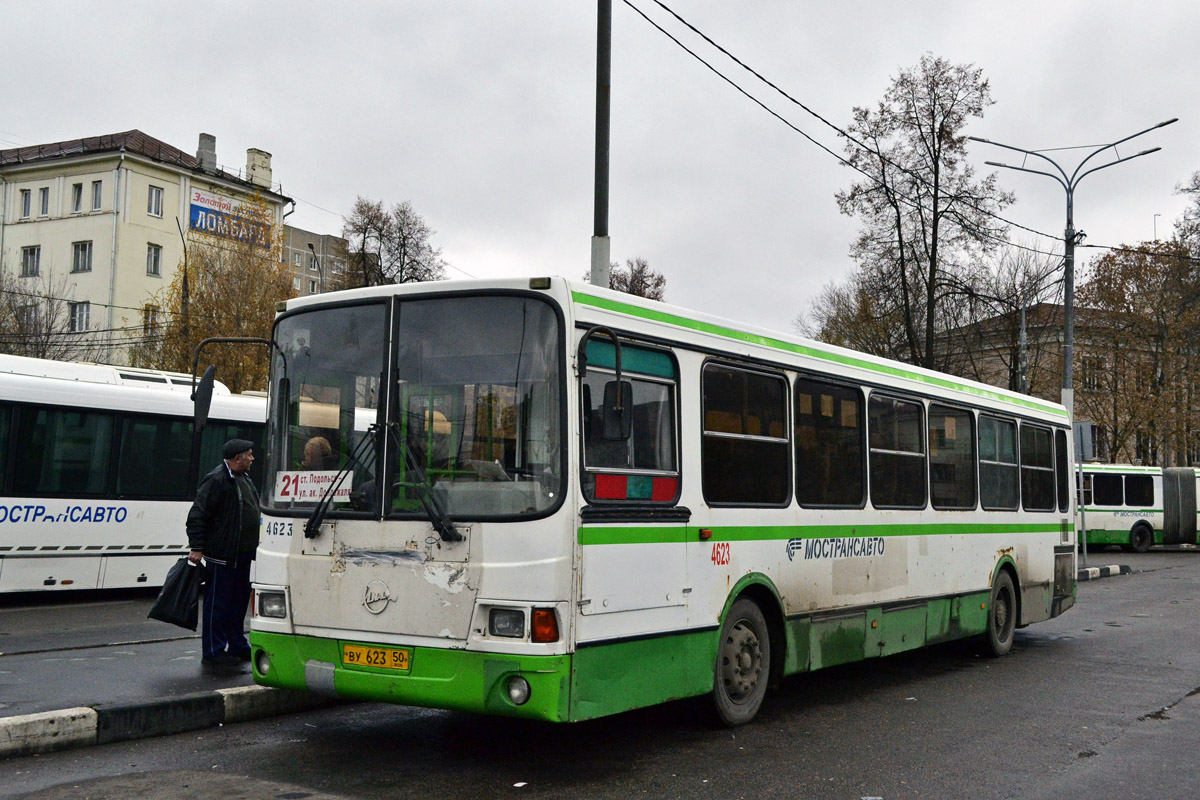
[0,595,335,759]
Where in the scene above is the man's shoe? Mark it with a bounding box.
[233,650,252,662]
[202,653,241,667]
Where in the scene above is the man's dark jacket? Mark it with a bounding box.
[186,461,259,563]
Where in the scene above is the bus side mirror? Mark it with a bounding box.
[602,380,633,440]
[193,365,217,431]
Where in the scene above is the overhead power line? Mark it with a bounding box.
[625,0,1167,259]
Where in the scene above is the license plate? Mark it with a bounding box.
[342,643,411,671]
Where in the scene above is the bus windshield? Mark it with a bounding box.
[266,294,563,519]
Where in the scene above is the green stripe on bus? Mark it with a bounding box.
[578,521,1069,546]
[571,291,1068,418]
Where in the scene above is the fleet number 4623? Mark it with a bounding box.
[711,541,730,566]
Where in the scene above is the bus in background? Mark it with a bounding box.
[1078,464,1200,552]
[249,277,1076,726]
[0,354,265,592]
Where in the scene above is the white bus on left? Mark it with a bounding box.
[0,354,264,593]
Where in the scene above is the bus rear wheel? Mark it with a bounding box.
[712,598,770,727]
[983,571,1016,658]
[1129,524,1153,553]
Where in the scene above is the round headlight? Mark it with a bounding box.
[254,650,271,677]
[506,675,531,706]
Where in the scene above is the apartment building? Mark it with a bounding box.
[0,130,291,362]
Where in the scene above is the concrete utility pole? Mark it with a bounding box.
[590,0,612,288]
[969,118,1177,418]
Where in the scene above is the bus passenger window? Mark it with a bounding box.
[979,415,1018,510]
[1020,423,1055,511]
[581,340,678,504]
[1092,474,1123,506]
[1125,475,1153,507]
[868,395,925,509]
[702,364,788,506]
[794,377,863,507]
[1056,429,1069,512]
[929,404,975,510]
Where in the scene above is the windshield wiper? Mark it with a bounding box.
[388,421,463,543]
[304,423,379,539]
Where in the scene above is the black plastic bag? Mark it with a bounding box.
[148,557,203,630]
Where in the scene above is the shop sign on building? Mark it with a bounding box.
[189,188,270,246]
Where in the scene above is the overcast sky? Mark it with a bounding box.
[3,1,1196,334]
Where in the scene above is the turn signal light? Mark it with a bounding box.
[531,608,559,643]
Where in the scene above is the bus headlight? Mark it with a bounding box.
[488,608,525,638]
[506,675,531,705]
[258,591,288,619]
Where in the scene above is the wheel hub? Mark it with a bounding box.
[722,621,762,701]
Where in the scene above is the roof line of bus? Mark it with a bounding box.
[277,276,1068,421]
[563,280,1068,421]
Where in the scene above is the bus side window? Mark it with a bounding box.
[868,394,926,509]
[1125,474,1153,507]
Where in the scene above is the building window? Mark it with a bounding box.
[147,185,163,217]
[69,302,90,333]
[72,241,93,273]
[310,254,319,272]
[91,180,102,210]
[142,304,160,335]
[72,183,83,213]
[17,303,39,330]
[38,187,49,216]
[20,189,31,218]
[20,246,40,278]
[293,253,302,266]
[309,279,317,294]
[292,277,301,291]
[146,243,162,276]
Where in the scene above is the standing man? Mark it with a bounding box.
[187,439,260,668]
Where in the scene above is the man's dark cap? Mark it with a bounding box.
[222,439,255,459]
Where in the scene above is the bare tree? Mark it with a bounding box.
[341,197,448,287]
[940,243,1063,394]
[0,269,96,361]
[609,257,666,300]
[833,53,1013,371]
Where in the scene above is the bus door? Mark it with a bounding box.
[576,339,686,624]
[1162,467,1197,545]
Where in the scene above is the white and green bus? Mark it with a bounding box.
[247,277,1077,725]
[1078,464,1200,552]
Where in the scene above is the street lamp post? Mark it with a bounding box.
[969,118,1177,417]
[307,242,325,294]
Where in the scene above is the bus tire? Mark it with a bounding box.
[1129,523,1153,553]
[712,598,770,727]
[983,571,1016,658]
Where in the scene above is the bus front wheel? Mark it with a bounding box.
[983,571,1016,658]
[1129,524,1153,554]
[712,598,770,727]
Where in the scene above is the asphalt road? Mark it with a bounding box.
[6,550,1200,800]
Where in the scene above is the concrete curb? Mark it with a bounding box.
[0,686,336,759]
[1077,564,1133,581]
